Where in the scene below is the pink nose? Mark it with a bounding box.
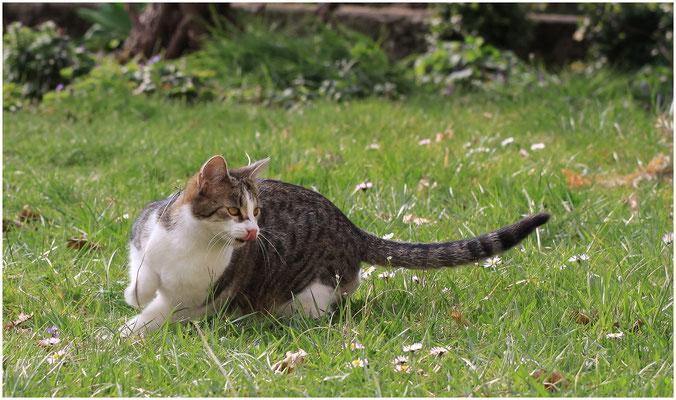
[244,229,258,242]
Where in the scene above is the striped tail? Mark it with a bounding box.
[360,212,550,269]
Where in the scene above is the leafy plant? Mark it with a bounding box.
[77,3,138,51]
[192,18,408,106]
[576,3,673,69]
[2,21,94,100]
[409,35,532,93]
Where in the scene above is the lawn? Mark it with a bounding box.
[2,73,673,396]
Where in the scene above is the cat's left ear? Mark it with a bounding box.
[199,155,230,188]
[245,157,270,180]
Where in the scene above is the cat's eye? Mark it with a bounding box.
[227,207,240,216]
[253,207,260,217]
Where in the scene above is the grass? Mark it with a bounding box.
[2,72,673,397]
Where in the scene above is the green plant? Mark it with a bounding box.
[576,3,673,69]
[430,3,534,53]
[410,35,533,93]
[77,3,138,51]
[192,18,408,106]
[2,21,94,100]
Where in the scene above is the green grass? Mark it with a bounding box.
[2,73,673,397]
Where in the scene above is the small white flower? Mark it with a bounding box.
[568,254,589,263]
[47,350,67,364]
[429,346,451,356]
[482,256,502,268]
[378,272,396,279]
[606,331,624,339]
[579,254,590,261]
[392,355,410,365]
[557,264,568,270]
[394,364,411,372]
[365,143,380,150]
[567,255,578,262]
[361,266,377,279]
[442,287,451,294]
[353,182,373,193]
[519,149,529,157]
[662,232,674,245]
[382,232,394,240]
[530,143,546,151]
[418,138,432,146]
[345,342,365,351]
[348,358,368,368]
[402,343,423,352]
[501,137,515,147]
[411,276,420,283]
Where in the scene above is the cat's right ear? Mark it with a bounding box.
[199,155,230,188]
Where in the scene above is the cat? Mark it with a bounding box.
[120,155,550,336]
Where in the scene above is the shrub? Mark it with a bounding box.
[2,21,94,100]
[577,3,673,69]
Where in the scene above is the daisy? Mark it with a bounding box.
[662,232,674,245]
[382,232,394,240]
[411,276,420,283]
[378,272,396,279]
[346,342,365,351]
[348,358,368,368]
[530,143,545,151]
[394,364,410,372]
[606,331,624,339]
[429,346,451,356]
[482,256,502,269]
[361,266,377,279]
[442,287,451,294]
[47,350,67,365]
[402,343,423,352]
[392,355,410,365]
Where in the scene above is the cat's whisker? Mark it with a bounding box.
[257,232,283,265]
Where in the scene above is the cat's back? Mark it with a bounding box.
[129,194,178,251]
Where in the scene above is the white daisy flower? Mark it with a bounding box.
[378,272,396,279]
[482,256,502,268]
[442,287,451,294]
[579,254,590,261]
[403,343,423,352]
[345,342,365,351]
[530,143,545,151]
[606,331,624,339]
[382,232,394,240]
[394,364,410,372]
[392,355,410,365]
[411,275,420,283]
[429,346,451,356]
[47,350,67,365]
[662,232,674,245]
[348,358,368,368]
[501,137,515,147]
[361,266,377,279]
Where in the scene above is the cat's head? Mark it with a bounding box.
[184,155,269,247]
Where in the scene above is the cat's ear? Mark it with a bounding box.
[199,155,230,188]
[245,157,270,180]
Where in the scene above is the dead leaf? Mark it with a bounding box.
[271,349,308,374]
[280,126,292,139]
[417,175,438,192]
[482,112,493,119]
[5,273,24,279]
[596,153,673,187]
[37,337,62,347]
[435,129,454,142]
[451,308,468,327]
[531,369,567,392]
[562,168,592,188]
[403,214,433,225]
[3,219,24,232]
[18,205,41,223]
[631,319,645,332]
[66,237,102,251]
[570,310,592,325]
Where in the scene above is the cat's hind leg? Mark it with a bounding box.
[278,280,337,318]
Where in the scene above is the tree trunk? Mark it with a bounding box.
[122,3,236,61]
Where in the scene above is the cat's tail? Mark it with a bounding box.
[359,212,550,269]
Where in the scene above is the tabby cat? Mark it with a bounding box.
[121,155,550,336]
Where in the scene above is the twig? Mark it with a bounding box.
[193,321,237,397]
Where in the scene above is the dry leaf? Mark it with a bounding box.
[482,112,493,119]
[37,337,62,347]
[451,308,468,327]
[597,153,673,187]
[562,168,592,188]
[4,312,34,331]
[417,175,438,191]
[18,205,41,223]
[402,214,433,225]
[280,126,292,139]
[3,219,24,232]
[435,129,454,142]
[66,237,102,251]
[271,349,307,374]
[570,310,592,325]
[631,319,645,332]
[531,369,568,392]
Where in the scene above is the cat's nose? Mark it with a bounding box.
[244,229,258,242]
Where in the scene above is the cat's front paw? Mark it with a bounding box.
[119,316,141,338]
